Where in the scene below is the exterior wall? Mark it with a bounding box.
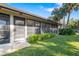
[27,19,58,36]
[41,23,51,33]
[0,12,58,44]
[0,13,29,55]
[27,26,40,36]
[0,7,59,37]
[14,16,25,42]
[0,9,58,55]
[50,25,58,34]
[27,19,41,36]
[40,23,58,34]
[10,15,28,43]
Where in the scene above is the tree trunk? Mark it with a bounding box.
[63,16,65,28]
[67,12,71,26]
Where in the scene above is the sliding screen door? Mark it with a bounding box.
[0,13,10,44]
[14,16,25,41]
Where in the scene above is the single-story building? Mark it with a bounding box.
[0,4,60,55]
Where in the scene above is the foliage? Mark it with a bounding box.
[49,3,79,25]
[50,8,65,22]
[62,3,78,25]
[68,19,78,29]
[38,33,55,41]
[59,28,75,35]
[27,33,55,43]
[27,34,40,43]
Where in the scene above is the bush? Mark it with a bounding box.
[27,34,39,43]
[39,33,55,40]
[59,28,75,35]
[27,33,55,43]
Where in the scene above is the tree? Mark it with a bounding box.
[49,3,79,27]
[51,8,65,22]
[68,18,78,29]
[62,3,77,25]
[51,8,61,22]
[62,3,79,26]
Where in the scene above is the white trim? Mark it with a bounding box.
[10,15,14,43]
[40,22,43,34]
[25,18,27,39]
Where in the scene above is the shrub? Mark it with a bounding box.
[27,34,39,43]
[59,28,75,35]
[27,33,55,43]
[39,33,55,40]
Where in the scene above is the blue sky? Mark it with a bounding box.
[7,3,79,19]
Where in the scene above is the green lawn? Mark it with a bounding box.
[5,35,79,56]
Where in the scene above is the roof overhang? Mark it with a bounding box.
[0,4,60,26]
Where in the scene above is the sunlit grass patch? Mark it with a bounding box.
[31,44,46,48]
[75,33,79,35]
[37,41,57,46]
[67,42,79,49]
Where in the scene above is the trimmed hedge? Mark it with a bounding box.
[27,33,55,43]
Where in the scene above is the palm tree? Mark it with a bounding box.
[49,3,79,27]
[50,8,60,22]
[62,3,78,26]
[51,8,64,22]
[59,7,67,27]
[51,7,67,28]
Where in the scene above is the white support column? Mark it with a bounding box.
[25,19,28,41]
[10,15,14,44]
[40,22,43,34]
[57,27,59,35]
[25,19,30,47]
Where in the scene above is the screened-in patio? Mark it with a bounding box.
[0,4,59,55]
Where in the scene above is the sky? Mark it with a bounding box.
[7,3,79,19]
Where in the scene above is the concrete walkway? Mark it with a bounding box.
[0,41,30,55]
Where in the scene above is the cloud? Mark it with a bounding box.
[40,6,44,9]
[40,6,54,12]
[45,3,62,12]
[56,3,62,7]
[39,3,62,12]
[44,8,54,12]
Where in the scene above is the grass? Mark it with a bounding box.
[5,35,79,56]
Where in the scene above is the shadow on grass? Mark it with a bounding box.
[37,41,79,56]
[37,35,79,56]
[5,35,79,56]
